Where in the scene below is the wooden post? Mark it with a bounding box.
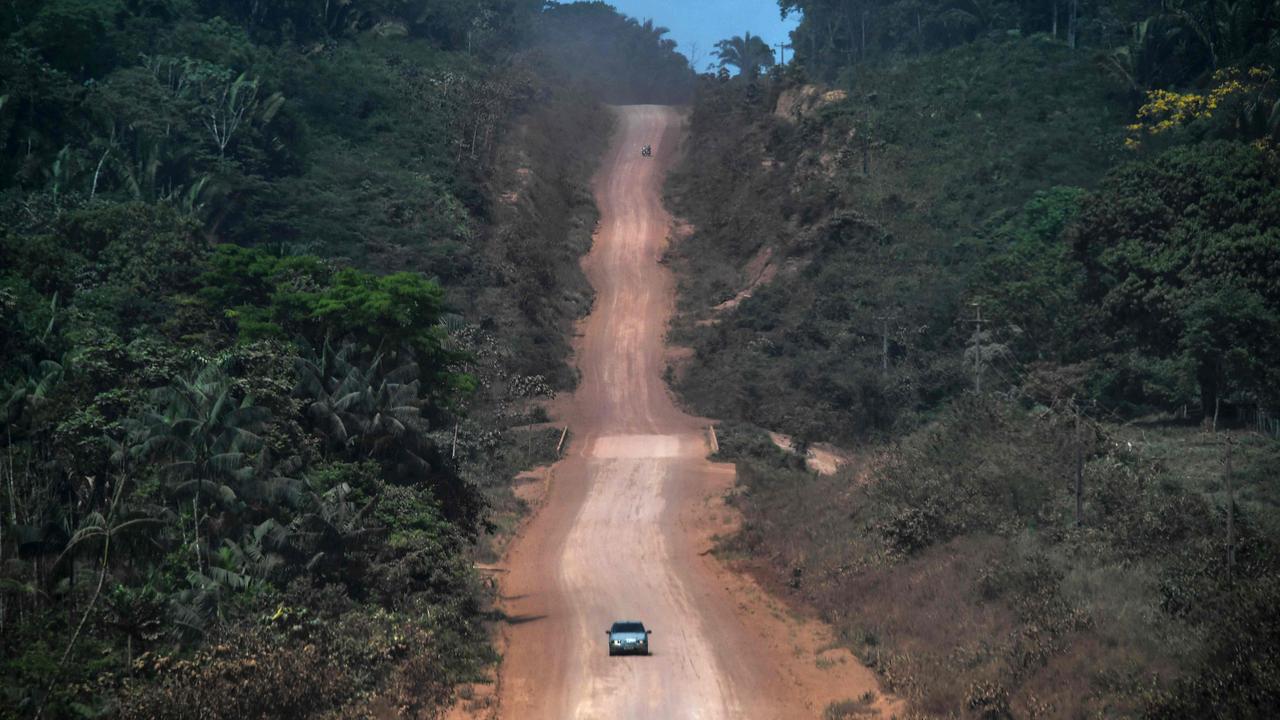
[860,8,868,62]
[555,426,569,456]
[1074,401,1084,526]
[965,302,986,394]
[874,313,892,374]
[1225,434,1235,584]
[451,423,459,460]
[882,317,888,373]
[1068,0,1079,49]
[861,107,871,176]
[708,425,719,454]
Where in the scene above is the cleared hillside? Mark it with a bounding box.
[667,14,1280,719]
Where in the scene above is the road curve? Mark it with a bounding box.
[495,106,877,719]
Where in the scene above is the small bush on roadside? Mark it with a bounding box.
[824,693,877,719]
[721,393,1280,717]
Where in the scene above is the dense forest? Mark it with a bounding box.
[668,0,1280,717]
[5,0,1279,716]
[0,1,691,717]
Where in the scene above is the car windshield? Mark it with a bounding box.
[611,622,644,633]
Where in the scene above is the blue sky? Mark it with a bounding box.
[604,0,800,72]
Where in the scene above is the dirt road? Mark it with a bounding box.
[495,106,888,719]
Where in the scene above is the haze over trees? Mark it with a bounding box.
[779,0,1279,85]
[0,1,692,716]
[525,2,693,103]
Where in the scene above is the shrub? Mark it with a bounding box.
[115,600,464,720]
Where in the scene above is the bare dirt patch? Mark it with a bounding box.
[768,431,852,476]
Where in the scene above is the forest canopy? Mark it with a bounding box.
[780,0,1280,87]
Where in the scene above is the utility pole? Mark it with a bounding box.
[776,42,791,65]
[1067,0,1079,49]
[862,119,871,175]
[881,317,889,374]
[1225,434,1235,584]
[965,302,986,394]
[860,105,872,176]
[1074,399,1084,525]
[860,9,868,62]
[873,313,895,374]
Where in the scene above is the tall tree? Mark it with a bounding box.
[132,358,268,571]
[714,31,776,78]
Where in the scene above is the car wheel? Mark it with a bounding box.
[608,648,616,657]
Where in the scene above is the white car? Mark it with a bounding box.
[606,620,652,656]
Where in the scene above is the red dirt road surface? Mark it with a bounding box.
[494,106,893,719]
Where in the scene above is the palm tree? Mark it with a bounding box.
[288,480,380,584]
[1097,12,1214,96]
[1,357,65,431]
[131,358,269,573]
[939,0,1001,42]
[640,19,670,44]
[715,32,776,78]
[295,340,482,533]
[641,19,677,56]
[57,476,160,662]
[295,343,429,476]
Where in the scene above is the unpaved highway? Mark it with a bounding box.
[494,106,890,719]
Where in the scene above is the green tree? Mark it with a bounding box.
[14,0,125,77]
[714,32,775,78]
[132,357,269,573]
[310,269,447,356]
[294,342,483,534]
[1072,140,1280,415]
[978,187,1090,360]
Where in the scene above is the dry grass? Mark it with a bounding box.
[716,408,1280,718]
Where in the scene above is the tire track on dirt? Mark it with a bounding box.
[494,105,896,719]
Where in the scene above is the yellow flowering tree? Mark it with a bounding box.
[1125,67,1279,149]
